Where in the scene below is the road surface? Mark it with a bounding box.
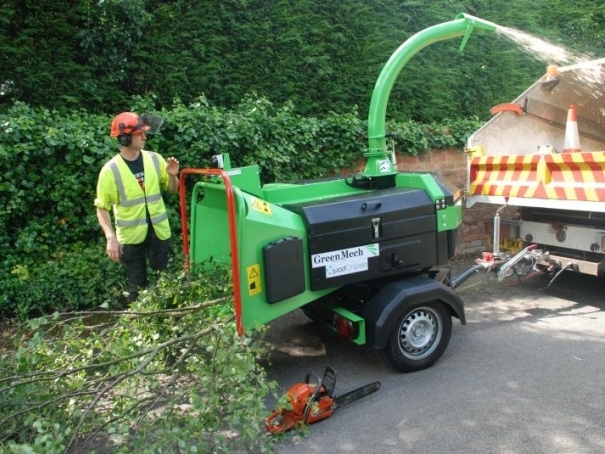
[263,257,605,453]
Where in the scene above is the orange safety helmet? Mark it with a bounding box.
[110,112,150,138]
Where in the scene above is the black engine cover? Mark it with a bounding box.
[286,187,437,290]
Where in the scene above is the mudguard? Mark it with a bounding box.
[363,275,466,349]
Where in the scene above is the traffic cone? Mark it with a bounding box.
[562,104,581,153]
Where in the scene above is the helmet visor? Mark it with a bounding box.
[134,113,164,135]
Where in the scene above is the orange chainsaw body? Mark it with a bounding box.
[265,369,337,434]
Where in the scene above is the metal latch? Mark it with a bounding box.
[371,218,381,239]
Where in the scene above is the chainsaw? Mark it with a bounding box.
[264,366,381,434]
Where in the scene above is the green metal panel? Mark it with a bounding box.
[395,173,445,199]
[437,205,463,231]
[236,192,338,329]
[261,179,367,205]
[395,172,461,232]
[224,165,263,197]
[190,181,336,330]
[190,183,233,267]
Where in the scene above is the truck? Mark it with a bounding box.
[178,14,500,373]
[466,58,605,286]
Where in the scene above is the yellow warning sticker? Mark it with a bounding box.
[247,264,262,296]
[250,197,272,216]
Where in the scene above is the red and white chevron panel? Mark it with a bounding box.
[468,151,605,202]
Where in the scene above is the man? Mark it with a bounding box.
[95,112,180,302]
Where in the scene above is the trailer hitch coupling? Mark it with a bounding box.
[496,244,538,281]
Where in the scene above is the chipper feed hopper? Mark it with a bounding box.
[179,14,498,372]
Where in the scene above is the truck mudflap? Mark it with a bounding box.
[363,275,466,349]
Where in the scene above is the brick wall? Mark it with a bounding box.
[394,149,517,257]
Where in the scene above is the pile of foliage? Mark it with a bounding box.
[0,268,279,453]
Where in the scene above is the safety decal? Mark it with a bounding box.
[250,196,272,216]
[378,159,392,173]
[247,264,262,296]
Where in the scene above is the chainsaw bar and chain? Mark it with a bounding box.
[334,380,381,409]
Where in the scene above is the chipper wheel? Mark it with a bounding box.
[383,301,452,372]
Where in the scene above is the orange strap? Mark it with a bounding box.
[490,103,524,116]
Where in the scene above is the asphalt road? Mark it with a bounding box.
[263,257,605,454]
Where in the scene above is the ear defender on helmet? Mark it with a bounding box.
[117,123,132,146]
[118,135,132,146]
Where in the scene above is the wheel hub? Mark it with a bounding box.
[399,308,440,358]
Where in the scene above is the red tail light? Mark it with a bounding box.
[335,316,354,339]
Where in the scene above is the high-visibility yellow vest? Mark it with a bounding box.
[95,150,171,244]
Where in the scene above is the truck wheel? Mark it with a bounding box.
[383,302,452,372]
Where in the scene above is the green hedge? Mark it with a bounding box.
[0,96,481,317]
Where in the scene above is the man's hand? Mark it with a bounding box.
[106,235,123,263]
[97,208,122,262]
[167,157,180,176]
[167,157,180,192]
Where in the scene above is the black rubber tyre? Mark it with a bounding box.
[383,301,452,372]
[301,307,320,323]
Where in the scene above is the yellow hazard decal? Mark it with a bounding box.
[250,196,272,216]
[247,264,262,296]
